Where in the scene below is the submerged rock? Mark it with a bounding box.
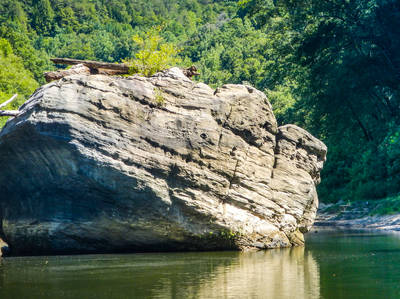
[0,68,327,255]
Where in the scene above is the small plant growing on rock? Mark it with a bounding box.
[124,26,182,77]
[154,88,165,107]
[220,229,241,240]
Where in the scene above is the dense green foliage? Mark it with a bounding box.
[1,0,400,204]
[237,0,400,203]
[125,26,182,76]
[0,38,38,127]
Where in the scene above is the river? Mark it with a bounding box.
[1,229,400,299]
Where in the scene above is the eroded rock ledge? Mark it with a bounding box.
[0,68,327,255]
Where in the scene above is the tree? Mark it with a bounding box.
[240,0,400,202]
[0,38,38,127]
[124,27,182,77]
[31,0,55,35]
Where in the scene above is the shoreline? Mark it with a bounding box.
[314,212,400,231]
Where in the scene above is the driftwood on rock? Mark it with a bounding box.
[44,64,92,82]
[51,58,130,72]
[44,58,131,82]
[45,59,130,82]
[0,94,19,117]
[45,57,200,82]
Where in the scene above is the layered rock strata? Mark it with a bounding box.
[0,68,327,255]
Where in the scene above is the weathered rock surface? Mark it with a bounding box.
[0,238,8,257]
[0,68,327,255]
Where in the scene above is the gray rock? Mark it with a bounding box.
[0,238,8,257]
[0,68,327,255]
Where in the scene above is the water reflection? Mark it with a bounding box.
[5,230,400,299]
[0,246,320,299]
[189,247,320,299]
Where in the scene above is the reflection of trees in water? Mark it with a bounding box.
[0,248,319,299]
[151,247,320,299]
[196,247,320,299]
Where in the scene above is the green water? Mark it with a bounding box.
[1,230,400,299]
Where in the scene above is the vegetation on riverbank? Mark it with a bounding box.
[320,195,400,218]
[1,0,400,207]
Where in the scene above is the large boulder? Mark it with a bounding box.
[0,68,327,255]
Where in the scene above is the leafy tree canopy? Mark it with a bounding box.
[125,27,182,77]
[0,38,38,127]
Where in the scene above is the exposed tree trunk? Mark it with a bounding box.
[45,58,131,82]
[46,58,199,82]
[344,98,372,141]
[0,110,19,117]
[50,58,130,72]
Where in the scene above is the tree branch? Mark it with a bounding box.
[0,110,19,117]
[0,94,18,109]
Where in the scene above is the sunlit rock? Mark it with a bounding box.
[0,68,327,254]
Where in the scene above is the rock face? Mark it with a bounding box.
[0,238,9,257]
[0,68,327,255]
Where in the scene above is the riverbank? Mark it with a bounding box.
[315,200,400,231]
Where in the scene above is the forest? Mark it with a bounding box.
[1,0,400,205]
